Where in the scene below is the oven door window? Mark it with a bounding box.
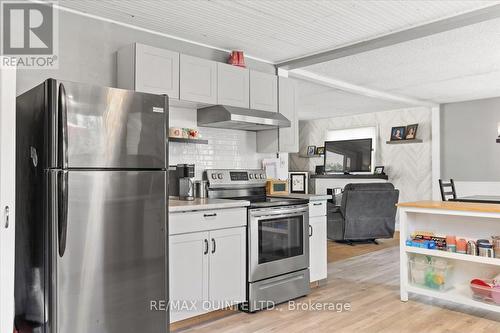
[258,215,304,264]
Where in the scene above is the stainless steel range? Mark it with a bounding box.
[205,169,310,312]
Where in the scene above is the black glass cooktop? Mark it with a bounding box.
[230,196,308,209]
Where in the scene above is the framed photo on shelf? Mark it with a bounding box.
[307,145,316,156]
[290,173,307,194]
[405,124,418,140]
[390,126,406,141]
[374,166,385,175]
[315,146,325,155]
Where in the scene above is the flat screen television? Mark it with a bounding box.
[324,139,373,173]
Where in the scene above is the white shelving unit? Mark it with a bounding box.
[405,246,500,266]
[399,202,500,314]
[406,284,500,313]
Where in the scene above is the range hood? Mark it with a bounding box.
[197,105,291,131]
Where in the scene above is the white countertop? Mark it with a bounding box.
[269,193,331,201]
[169,197,250,212]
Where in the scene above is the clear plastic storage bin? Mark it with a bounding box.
[409,255,453,291]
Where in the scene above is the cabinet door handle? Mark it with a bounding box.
[203,213,217,218]
[204,239,209,255]
[4,206,9,229]
[211,238,216,254]
[309,225,313,237]
[313,202,322,206]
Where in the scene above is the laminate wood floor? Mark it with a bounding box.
[328,232,400,263]
[175,246,500,333]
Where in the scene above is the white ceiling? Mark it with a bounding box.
[295,79,411,120]
[54,0,500,119]
[303,17,500,104]
[56,0,496,63]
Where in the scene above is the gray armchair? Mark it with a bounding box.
[327,183,399,243]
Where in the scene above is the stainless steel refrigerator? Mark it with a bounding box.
[14,79,169,333]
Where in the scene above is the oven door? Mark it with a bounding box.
[248,205,309,282]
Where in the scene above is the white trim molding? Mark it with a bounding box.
[431,106,441,200]
[0,60,16,333]
[289,69,438,108]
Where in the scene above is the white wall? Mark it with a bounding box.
[290,106,433,203]
[169,107,275,180]
[441,97,500,182]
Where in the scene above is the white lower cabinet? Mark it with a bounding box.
[308,201,328,283]
[208,227,246,305]
[169,232,209,322]
[169,211,246,323]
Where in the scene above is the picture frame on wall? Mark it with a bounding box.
[307,145,316,156]
[405,124,418,140]
[390,126,406,141]
[290,173,307,194]
[374,166,385,175]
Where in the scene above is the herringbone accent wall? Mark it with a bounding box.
[290,107,432,203]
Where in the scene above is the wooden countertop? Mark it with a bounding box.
[398,200,500,213]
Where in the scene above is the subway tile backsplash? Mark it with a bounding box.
[169,127,276,180]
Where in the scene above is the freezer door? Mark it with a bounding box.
[55,170,167,333]
[57,80,168,169]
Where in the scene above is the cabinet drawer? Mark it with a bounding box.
[309,200,327,217]
[169,208,247,235]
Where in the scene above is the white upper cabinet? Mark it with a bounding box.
[256,76,299,153]
[135,44,179,98]
[278,77,299,153]
[117,43,180,99]
[217,63,249,108]
[180,54,217,104]
[250,70,278,112]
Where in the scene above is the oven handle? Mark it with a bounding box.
[249,206,308,219]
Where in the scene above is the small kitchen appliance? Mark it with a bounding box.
[177,164,195,200]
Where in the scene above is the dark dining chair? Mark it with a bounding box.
[439,179,457,201]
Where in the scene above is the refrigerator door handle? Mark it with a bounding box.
[58,83,68,168]
[58,170,69,257]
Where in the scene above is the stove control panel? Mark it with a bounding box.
[204,169,267,187]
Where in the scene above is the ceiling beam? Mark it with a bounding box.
[277,4,500,70]
[289,69,438,107]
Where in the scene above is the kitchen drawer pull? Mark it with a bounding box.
[309,225,313,237]
[204,239,209,255]
[313,202,323,206]
[203,213,217,218]
[211,238,216,254]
